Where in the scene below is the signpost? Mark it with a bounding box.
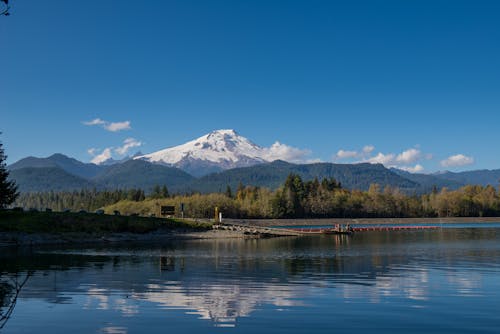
[160,205,175,217]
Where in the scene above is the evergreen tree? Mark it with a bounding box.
[161,185,169,198]
[225,185,232,198]
[151,185,162,198]
[0,135,18,208]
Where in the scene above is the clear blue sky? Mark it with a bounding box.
[1,0,499,172]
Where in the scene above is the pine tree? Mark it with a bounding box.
[0,135,18,208]
[225,185,232,198]
[161,185,169,198]
[150,185,162,199]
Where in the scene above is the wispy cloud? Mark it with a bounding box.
[362,145,375,154]
[83,118,131,132]
[87,148,99,156]
[83,118,106,126]
[115,138,143,155]
[440,154,474,168]
[105,121,131,132]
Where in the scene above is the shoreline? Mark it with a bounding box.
[2,217,500,247]
[0,229,251,247]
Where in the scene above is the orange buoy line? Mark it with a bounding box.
[351,226,439,232]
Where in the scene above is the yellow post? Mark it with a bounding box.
[214,206,219,223]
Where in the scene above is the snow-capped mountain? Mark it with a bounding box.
[134,130,272,176]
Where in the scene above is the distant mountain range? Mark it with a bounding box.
[7,130,500,194]
[8,153,500,195]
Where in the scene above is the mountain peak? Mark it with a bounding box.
[134,129,268,176]
[208,129,237,136]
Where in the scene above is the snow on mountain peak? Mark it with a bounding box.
[135,129,264,166]
[133,129,312,176]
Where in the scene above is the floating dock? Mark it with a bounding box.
[285,225,439,234]
[351,226,439,232]
[215,223,439,237]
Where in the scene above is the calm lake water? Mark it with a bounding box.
[1,226,500,333]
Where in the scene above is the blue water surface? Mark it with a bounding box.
[1,227,499,333]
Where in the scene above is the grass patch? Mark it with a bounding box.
[0,210,212,235]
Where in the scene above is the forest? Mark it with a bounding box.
[14,173,500,219]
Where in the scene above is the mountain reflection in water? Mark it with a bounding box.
[1,228,500,333]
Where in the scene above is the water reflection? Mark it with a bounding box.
[0,272,32,331]
[1,228,500,331]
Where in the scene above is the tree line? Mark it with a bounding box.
[13,174,500,218]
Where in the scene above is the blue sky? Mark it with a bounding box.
[1,0,499,172]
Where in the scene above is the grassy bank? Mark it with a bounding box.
[0,210,212,235]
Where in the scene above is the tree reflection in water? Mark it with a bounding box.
[0,271,32,330]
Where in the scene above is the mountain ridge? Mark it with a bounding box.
[8,129,500,193]
[6,153,475,194]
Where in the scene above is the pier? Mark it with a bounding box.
[215,222,440,237]
[213,223,304,236]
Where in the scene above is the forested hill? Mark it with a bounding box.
[8,154,469,194]
[9,153,103,179]
[9,167,93,192]
[188,160,420,193]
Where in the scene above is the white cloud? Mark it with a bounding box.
[87,148,98,156]
[115,138,143,156]
[91,148,113,164]
[335,145,433,172]
[396,148,421,164]
[305,158,323,163]
[366,152,396,165]
[335,145,375,161]
[362,145,375,154]
[83,118,106,126]
[262,141,311,163]
[440,154,474,168]
[83,118,131,132]
[399,164,425,173]
[365,149,422,166]
[105,121,131,132]
[336,149,359,160]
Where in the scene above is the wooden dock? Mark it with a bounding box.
[214,223,439,237]
[213,223,304,236]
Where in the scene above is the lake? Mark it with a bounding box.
[1,226,500,333]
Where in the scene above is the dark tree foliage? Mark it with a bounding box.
[127,189,145,202]
[1,0,10,16]
[225,185,232,198]
[11,173,500,219]
[149,185,169,199]
[15,189,132,212]
[0,136,18,208]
